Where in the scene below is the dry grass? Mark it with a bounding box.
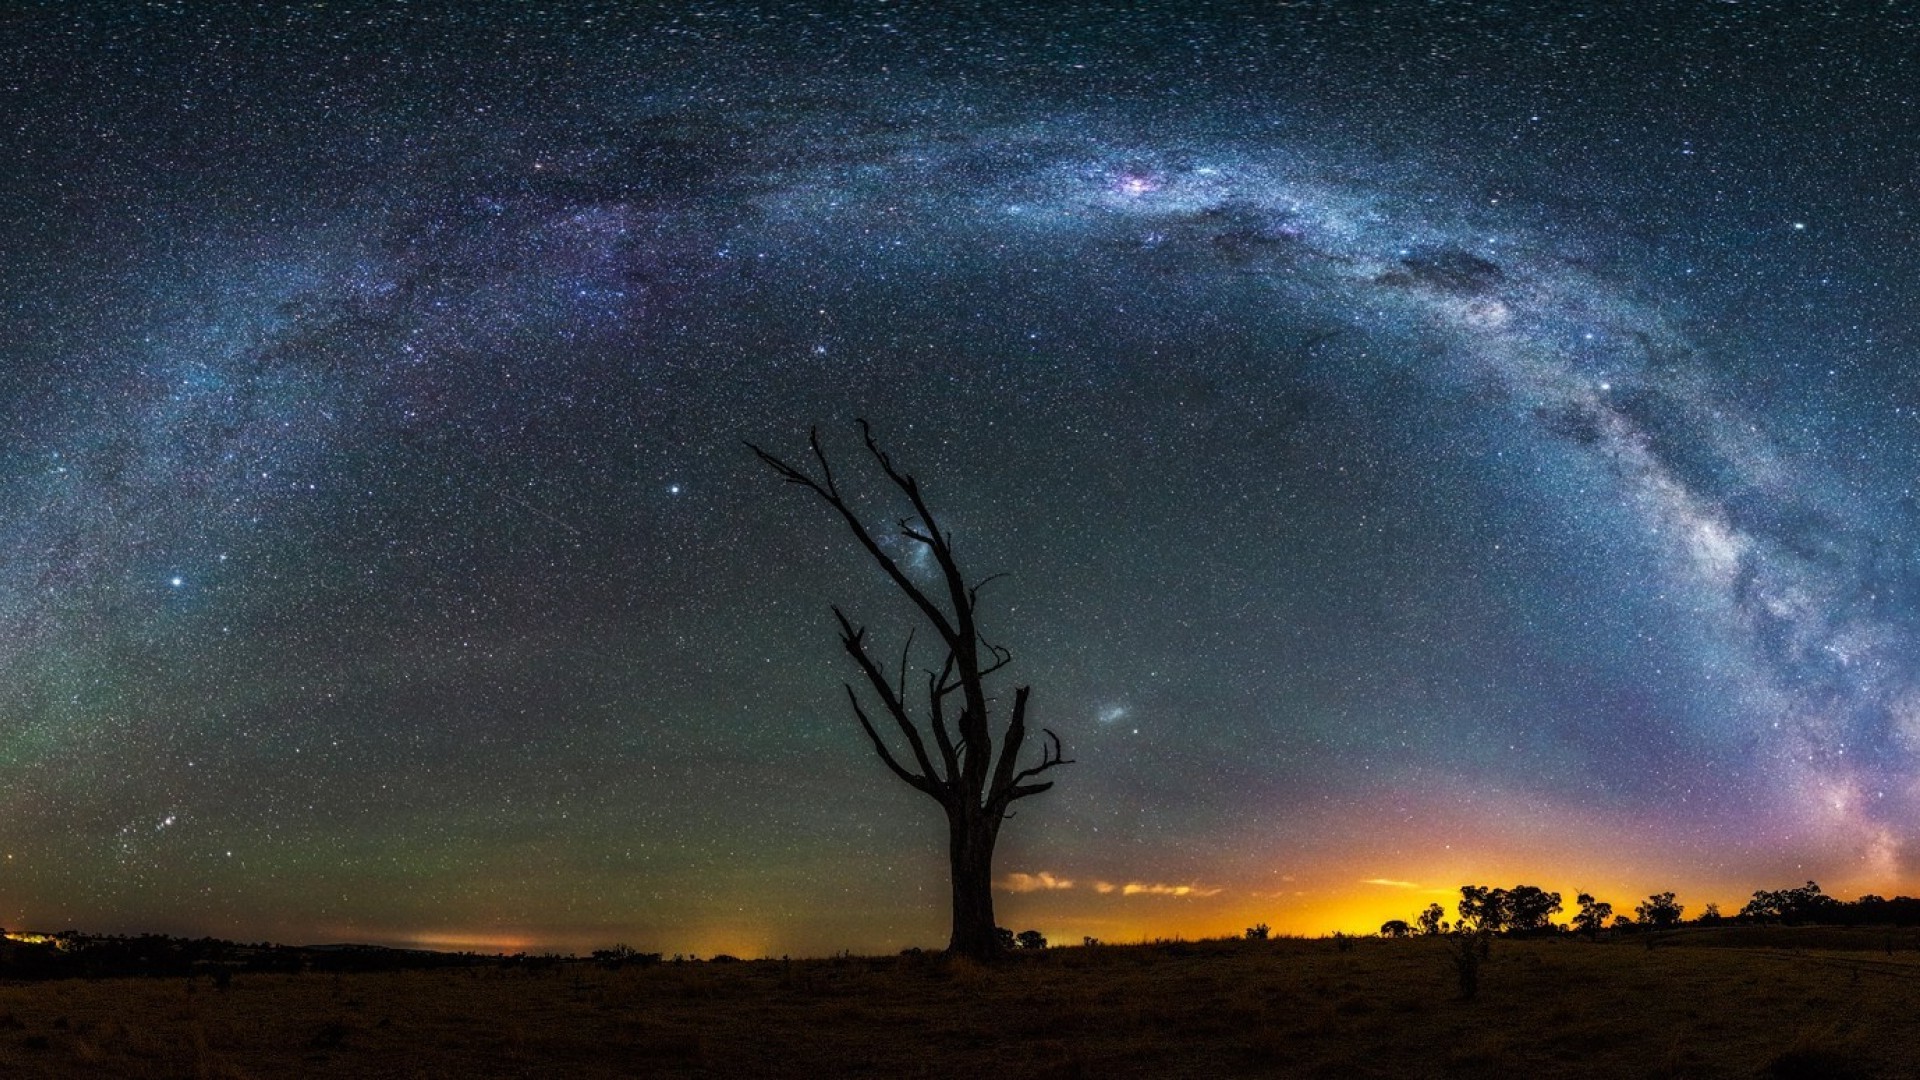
[1,931,1917,1077]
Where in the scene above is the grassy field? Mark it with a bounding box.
[1,928,1917,1078]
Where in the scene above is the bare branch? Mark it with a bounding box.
[752,431,964,650]
[745,439,828,496]
[895,627,915,717]
[1009,728,1074,788]
[844,685,937,796]
[858,419,975,633]
[835,607,943,789]
[924,680,959,784]
[806,427,839,498]
[992,712,1074,817]
[1001,780,1055,804]
[977,643,1013,680]
[833,421,998,792]
[988,685,1034,803]
[931,650,961,697]
[966,572,1010,612]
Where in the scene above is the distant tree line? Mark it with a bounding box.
[1377,881,1920,939]
[0,930,558,981]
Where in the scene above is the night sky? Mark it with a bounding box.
[4,2,1917,956]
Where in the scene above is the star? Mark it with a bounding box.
[1,2,1910,956]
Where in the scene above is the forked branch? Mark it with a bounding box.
[750,422,1072,821]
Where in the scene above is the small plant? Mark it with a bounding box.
[1081,936,1101,948]
[1333,932,1354,953]
[1245,923,1270,941]
[1449,933,1484,1001]
[593,944,647,968]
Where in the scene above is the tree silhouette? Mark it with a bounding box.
[1415,902,1448,936]
[1741,881,1837,924]
[1634,891,1685,930]
[1457,886,1508,934]
[1572,892,1613,938]
[1506,885,1563,932]
[749,422,1073,960]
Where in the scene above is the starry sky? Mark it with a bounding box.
[2,1,1917,955]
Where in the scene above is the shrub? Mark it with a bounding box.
[1449,933,1484,1001]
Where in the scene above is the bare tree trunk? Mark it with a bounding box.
[946,807,1002,959]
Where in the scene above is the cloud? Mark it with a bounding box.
[1361,878,1423,890]
[1092,880,1223,898]
[999,871,1073,893]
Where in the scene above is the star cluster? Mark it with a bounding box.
[1,2,1916,953]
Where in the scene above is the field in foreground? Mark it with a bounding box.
[2,928,1918,1078]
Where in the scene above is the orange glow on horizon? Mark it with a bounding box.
[396,932,543,953]
[985,848,1920,949]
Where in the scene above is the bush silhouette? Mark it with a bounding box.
[1448,933,1484,1001]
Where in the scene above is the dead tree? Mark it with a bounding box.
[748,422,1071,960]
